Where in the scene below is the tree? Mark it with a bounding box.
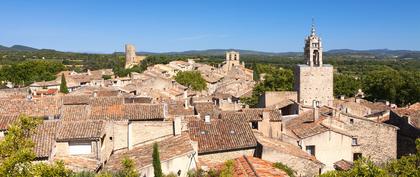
[273,162,296,177]
[219,160,234,177]
[153,143,163,177]
[0,114,40,176]
[385,138,420,177]
[31,161,72,177]
[174,71,207,91]
[320,158,388,177]
[116,157,139,177]
[60,73,69,94]
[334,74,361,97]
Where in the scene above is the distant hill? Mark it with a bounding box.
[0,45,39,52]
[137,49,301,56]
[1,44,419,59]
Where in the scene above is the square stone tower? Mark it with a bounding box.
[294,24,333,107]
[223,51,241,71]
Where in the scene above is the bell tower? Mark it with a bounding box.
[304,21,323,67]
[295,21,333,108]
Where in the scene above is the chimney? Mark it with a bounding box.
[173,117,182,136]
[163,103,168,119]
[262,111,270,120]
[340,95,345,100]
[313,100,319,121]
[87,69,92,76]
[93,92,97,97]
[385,101,390,106]
[355,98,361,103]
[204,114,211,123]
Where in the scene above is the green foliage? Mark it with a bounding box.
[31,161,72,177]
[0,114,41,176]
[241,64,294,107]
[164,172,178,177]
[0,60,65,86]
[385,138,420,177]
[273,162,296,177]
[60,73,69,94]
[71,171,97,177]
[362,69,420,106]
[174,71,207,91]
[115,157,139,177]
[187,168,219,177]
[219,160,234,177]
[102,75,112,80]
[334,74,361,97]
[153,143,163,177]
[320,158,388,177]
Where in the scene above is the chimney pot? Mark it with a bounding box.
[204,114,211,123]
[173,117,182,136]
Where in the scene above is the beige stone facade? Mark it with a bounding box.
[295,25,333,107]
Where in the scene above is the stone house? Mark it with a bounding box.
[283,105,398,173]
[104,133,196,177]
[255,134,324,177]
[188,119,257,167]
[385,103,420,157]
[54,120,113,172]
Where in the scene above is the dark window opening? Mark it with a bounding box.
[306,145,315,156]
[353,153,362,161]
[251,122,258,130]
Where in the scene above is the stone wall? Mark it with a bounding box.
[139,153,196,177]
[294,65,333,107]
[258,91,297,108]
[332,114,398,164]
[259,144,322,177]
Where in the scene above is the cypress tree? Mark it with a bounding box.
[152,143,163,177]
[59,73,69,94]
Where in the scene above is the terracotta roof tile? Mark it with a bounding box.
[220,108,282,122]
[61,105,91,121]
[188,119,257,154]
[56,121,105,141]
[31,120,59,158]
[104,134,194,171]
[334,159,353,171]
[0,115,19,130]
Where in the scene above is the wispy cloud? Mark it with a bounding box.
[176,34,229,41]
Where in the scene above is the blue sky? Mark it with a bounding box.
[1,0,419,53]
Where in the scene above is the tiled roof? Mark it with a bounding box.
[255,134,322,164]
[63,95,90,105]
[0,97,61,117]
[124,104,164,120]
[285,109,330,139]
[215,156,289,177]
[194,102,220,119]
[56,121,105,141]
[104,134,194,171]
[0,115,19,130]
[188,119,257,154]
[220,108,282,122]
[334,159,353,171]
[31,120,59,158]
[124,97,153,104]
[61,105,91,121]
[90,104,165,121]
[168,102,194,116]
[392,103,420,128]
[55,156,100,172]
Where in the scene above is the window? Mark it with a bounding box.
[352,138,358,146]
[353,153,362,161]
[350,119,354,124]
[251,122,259,130]
[69,142,92,155]
[306,145,315,156]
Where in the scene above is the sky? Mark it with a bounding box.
[1,0,419,53]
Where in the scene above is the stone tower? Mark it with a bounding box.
[294,23,333,107]
[224,51,241,71]
[125,44,136,69]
